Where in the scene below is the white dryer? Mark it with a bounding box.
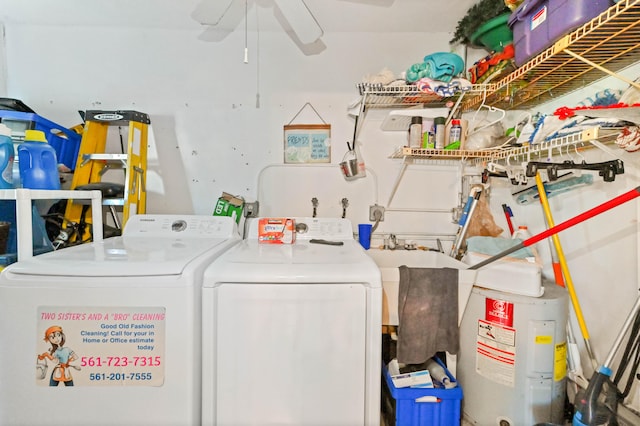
[0,215,241,426]
[201,217,382,426]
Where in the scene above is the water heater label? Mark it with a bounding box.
[485,297,514,327]
[36,306,166,387]
[475,319,516,387]
[555,342,567,382]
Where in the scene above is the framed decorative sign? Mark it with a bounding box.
[284,124,331,163]
[283,103,331,164]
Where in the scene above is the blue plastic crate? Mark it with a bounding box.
[0,200,53,267]
[382,363,463,426]
[0,110,81,171]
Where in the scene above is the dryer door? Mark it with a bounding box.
[203,282,368,425]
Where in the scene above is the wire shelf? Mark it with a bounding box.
[462,0,640,111]
[357,83,493,109]
[357,1,640,113]
[391,146,506,160]
[389,127,622,163]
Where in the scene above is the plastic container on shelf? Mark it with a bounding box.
[18,130,60,190]
[446,119,462,149]
[0,124,15,189]
[508,0,612,66]
[408,116,423,147]
[434,117,446,149]
[470,12,514,53]
[0,110,81,171]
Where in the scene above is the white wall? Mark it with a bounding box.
[4,3,640,414]
[3,20,460,220]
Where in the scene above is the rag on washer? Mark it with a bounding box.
[397,266,459,364]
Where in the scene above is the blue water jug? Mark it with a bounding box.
[0,124,14,189]
[18,130,60,190]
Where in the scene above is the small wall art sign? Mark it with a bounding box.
[283,123,331,164]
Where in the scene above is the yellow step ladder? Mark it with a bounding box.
[64,110,150,240]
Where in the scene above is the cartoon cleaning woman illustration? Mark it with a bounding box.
[37,325,80,386]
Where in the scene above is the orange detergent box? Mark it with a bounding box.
[258,218,296,244]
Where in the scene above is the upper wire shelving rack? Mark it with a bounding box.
[355,0,639,168]
[356,82,488,109]
[461,0,640,111]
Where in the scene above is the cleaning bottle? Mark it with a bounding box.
[18,130,60,190]
[434,117,446,149]
[0,124,15,189]
[446,119,462,149]
[408,116,422,147]
[512,225,531,240]
[425,357,457,389]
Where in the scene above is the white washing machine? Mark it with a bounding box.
[0,214,241,426]
[201,217,382,426]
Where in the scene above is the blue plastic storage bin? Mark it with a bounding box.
[0,110,81,171]
[508,0,612,66]
[0,200,53,267]
[382,363,463,426]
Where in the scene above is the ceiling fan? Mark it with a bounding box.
[192,0,324,45]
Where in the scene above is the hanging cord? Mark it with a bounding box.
[243,0,249,63]
[255,2,261,108]
[287,102,327,125]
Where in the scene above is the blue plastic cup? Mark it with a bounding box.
[358,223,372,250]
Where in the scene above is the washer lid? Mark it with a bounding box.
[7,235,238,277]
[204,239,382,286]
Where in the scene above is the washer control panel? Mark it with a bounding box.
[124,215,239,239]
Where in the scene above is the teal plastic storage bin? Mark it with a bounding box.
[0,110,81,171]
[382,363,463,426]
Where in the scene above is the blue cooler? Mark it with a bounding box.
[508,0,612,66]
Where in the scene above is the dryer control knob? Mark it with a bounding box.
[295,222,308,234]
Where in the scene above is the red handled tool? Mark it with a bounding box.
[501,203,514,235]
[469,186,640,270]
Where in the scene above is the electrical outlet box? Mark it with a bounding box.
[369,205,385,222]
[244,201,259,218]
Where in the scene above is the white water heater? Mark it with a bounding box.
[458,283,569,426]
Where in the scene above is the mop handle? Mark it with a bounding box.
[469,185,640,270]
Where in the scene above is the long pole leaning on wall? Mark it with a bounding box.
[534,172,599,373]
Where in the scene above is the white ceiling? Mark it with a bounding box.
[0,0,478,34]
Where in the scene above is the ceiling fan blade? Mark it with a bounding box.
[192,0,238,26]
[272,0,323,44]
[197,25,234,42]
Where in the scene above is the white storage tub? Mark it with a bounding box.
[462,250,544,297]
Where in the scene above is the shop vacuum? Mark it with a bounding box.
[573,295,640,425]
